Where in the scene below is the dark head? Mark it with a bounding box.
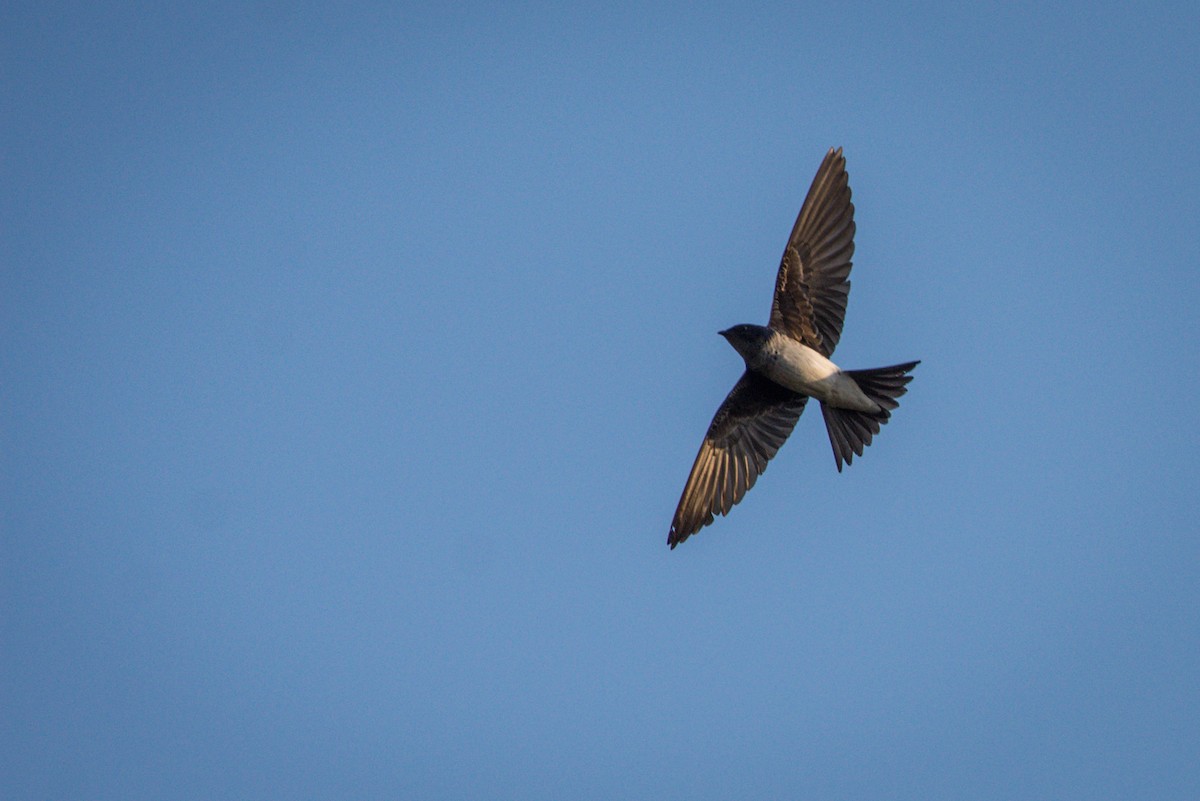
[719,323,771,362]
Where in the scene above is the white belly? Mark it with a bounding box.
[753,336,879,412]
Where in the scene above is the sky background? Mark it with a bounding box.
[3,2,1199,799]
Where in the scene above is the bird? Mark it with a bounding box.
[668,148,919,549]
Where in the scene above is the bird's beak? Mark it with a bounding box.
[718,328,730,338]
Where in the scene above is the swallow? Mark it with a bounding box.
[668,148,919,548]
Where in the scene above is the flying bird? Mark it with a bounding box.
[668,148,919,549]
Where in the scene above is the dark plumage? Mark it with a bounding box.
[668,148,919,549]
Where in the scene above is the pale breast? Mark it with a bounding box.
[755,335,878,411]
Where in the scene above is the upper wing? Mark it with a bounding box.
[769,147,856,357]
[668,371,808,548]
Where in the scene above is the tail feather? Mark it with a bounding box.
[820,360,919,472]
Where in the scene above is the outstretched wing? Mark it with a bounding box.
[668,371,808,548]
[769,147,856,357]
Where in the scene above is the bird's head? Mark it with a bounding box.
[719,324,771,363]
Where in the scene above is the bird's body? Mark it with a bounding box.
[668,148,920,549]
[724,324,880,413]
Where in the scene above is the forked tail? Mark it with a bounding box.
[819,360,919,472]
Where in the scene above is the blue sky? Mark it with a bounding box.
[3,2,1198,798]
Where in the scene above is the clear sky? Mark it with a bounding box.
[3,2,1198,799]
